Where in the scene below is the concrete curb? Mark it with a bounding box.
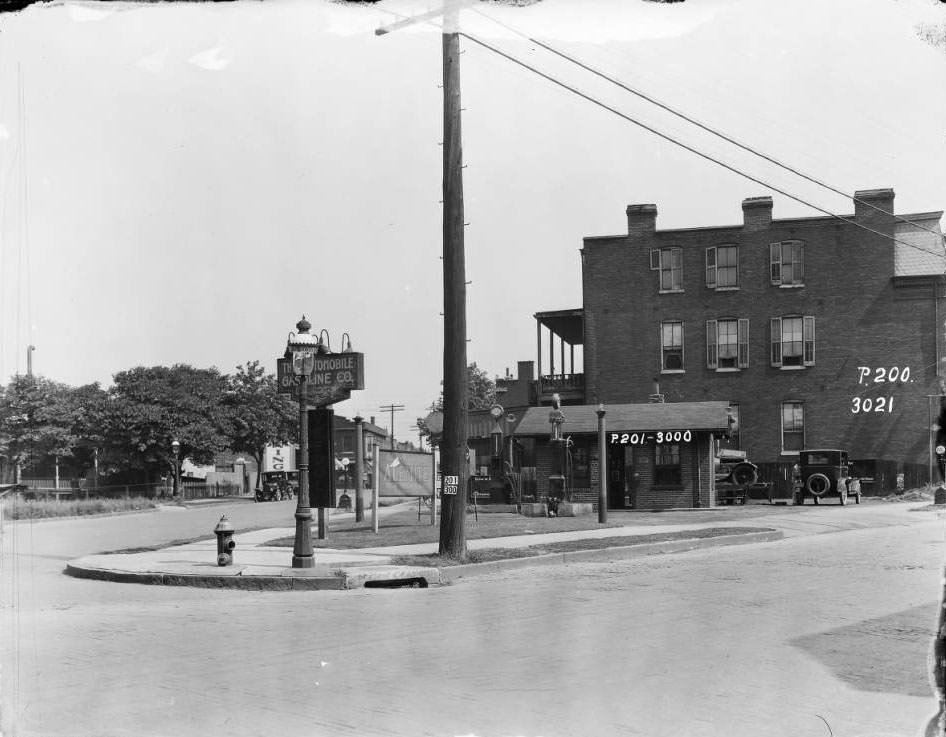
[441,530,784,582]
[62,529,782,591]
[63,562,442,591]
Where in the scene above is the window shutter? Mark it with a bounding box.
[796,243,805,284]
[706,320,717,369]
[650,249,660,270]
[770,243,781,285]
[705,247,717,288]
[770,317,782,366]
[737,318,749,368]
[803,316,815,365]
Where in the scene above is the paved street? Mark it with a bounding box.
[1,502,943,737]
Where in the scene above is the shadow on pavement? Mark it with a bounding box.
[792,601,939,698]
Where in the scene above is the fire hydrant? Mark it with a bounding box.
[214,515,236,567]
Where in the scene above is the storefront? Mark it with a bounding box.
[512,401,731,510]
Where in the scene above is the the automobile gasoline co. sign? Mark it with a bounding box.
[277,352,365,407]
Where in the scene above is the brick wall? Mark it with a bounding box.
[581,193,944,466]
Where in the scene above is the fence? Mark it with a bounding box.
[181,480,245,500]
[15,479,246,501]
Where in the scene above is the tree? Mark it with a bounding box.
[0,375,104,481]
[415,362,497,442]
[105,364,231,488]
[222,361,297,491]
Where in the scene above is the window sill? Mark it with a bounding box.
[661,369,685,374]
[776,283,805,289]
[775,365,808,371]
[658,289,685,295]
[713,286,740,292]
[714,368,741,373]
[780,451,801,457]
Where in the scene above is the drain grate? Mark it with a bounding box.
[363,578,428,589]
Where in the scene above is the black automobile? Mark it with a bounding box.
[256,471,295,502]
[796,448,861,505]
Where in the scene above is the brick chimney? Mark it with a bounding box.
[854,188,894,222]
[517,360,534,381]
[627,204,657,237]
[742,196,773,231]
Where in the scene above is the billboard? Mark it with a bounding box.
[377,449,435,498]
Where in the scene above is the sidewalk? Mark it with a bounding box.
[63,502,940,591]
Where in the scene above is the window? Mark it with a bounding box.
[650,247,683,291]
[661,321,684,371]
[706,245,738,289]
[654,444,682,486]
[770,316,815,367]
[781,402,805,453]
[770,241,804,286]
[706,318,749,369]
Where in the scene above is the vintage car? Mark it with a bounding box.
[796,448,861,505]
[714,449,760,505]
[256,471,297,502]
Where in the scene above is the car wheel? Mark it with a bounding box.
[806,473,831,498]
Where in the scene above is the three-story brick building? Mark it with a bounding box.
[530,189,944,494]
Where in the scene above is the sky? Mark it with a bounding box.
[0,0,944,444]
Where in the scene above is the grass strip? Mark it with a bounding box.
[388,526,775,566]
[2,496,161,520]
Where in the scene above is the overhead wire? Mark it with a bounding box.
[472,7,944,240]
[455,29,941,258]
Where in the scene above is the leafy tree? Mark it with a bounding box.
[105,364,231,488]
[415,362,497,442]
[223,361,297,490]
[0,375,101,481]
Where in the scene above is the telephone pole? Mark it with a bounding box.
[379,403,405,450]
[438,2,469,559]
[377,0,472,559]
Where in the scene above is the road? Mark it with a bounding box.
[0,502,943,737]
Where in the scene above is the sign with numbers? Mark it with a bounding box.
[443,474,459,495]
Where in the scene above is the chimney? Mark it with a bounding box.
[742,196,773,231]
[626,204,657,237]
[854,188,894,222]
[370,415,376,426]
[517,360,535,382]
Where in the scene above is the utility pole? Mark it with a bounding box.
[377,0,473,559]
[379,403,405,450]
[438,1,469,559]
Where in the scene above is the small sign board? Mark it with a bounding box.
[443,474,459,495]
[936,445,945,456]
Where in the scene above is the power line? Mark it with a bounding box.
[457,30,942,258]
[473,7,944,240]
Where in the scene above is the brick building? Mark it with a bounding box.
[534,189,945,493]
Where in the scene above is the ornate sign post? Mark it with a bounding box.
[548,393,566,513]
[280,319,365,561]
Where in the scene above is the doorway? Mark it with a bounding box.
[607,444,637,509]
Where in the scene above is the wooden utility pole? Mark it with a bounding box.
[376,0,472,559]
[438,3,469,559]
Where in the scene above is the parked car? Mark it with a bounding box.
[715,449,760,505]
[256,471,296,502]
[796,448,861,505]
